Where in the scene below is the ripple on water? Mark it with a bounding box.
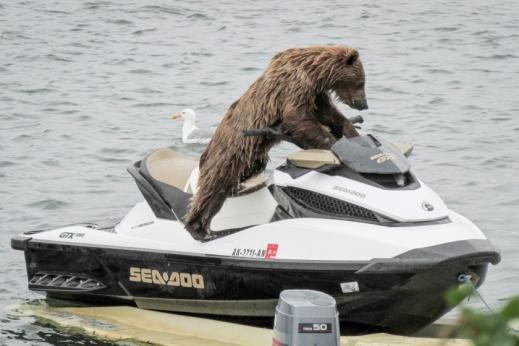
[461,104,483,111]
[433,26,459,32]
[428,97,446,105]
[132,102,175,108]
[41,107,59,113]
[44,9,71,15]
[103,57,136,65]
[481,155,514,168]
[60,134,73,140]
[26,199,68,210]
[132,28,157,35]
[0,161,17,168]
[106,19,133,25]
[48,100,80,107]
[133,87,164,94]
[40,159,61,167]
[497,196,519,207]
[410,78,426,84]
[60,110,79,115]
[45,54,73,62]
[118,95,135,101]
[17,88,55,95]
[188,51,214,57]
[187,12,213,20]
[99,147,135,155]
[76,115,92,121]
[0,31,30,40]
[475,53,518,60]
[83,1,113,10]
[426,68,452,75]
[11,134,34,142]
[240,66,261,72]
[161,62,176,68]
[88,153,130,163]
[127,68,154,74]
[199,81,229,86]
[134,5,185,16]
[286,27,302,33]
[489,117,511,122]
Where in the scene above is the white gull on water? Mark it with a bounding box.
[170,108,217,144]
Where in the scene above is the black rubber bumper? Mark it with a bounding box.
[11,235,30,251]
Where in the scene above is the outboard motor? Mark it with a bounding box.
[273,290,340,346]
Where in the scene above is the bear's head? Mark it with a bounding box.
[330,48,368,111]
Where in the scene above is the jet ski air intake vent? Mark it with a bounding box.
[283,187,378,222]
[29,273,105,292]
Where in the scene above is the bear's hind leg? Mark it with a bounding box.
[185,181,231,240]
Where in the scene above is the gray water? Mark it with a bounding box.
[1,0,518,344]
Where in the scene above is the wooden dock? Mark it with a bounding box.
[10,302,472,346]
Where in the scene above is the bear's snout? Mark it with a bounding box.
[351,95,368,111]
[354,98,368,110]
[335,87,368,111]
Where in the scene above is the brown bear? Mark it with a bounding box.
[185,46,368,240]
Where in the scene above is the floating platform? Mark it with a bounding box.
[10,301,471,346]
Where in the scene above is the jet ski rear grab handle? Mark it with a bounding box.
[243,115,364,148]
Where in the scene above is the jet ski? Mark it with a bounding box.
[11,116,500,333]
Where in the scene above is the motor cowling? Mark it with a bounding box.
[272,290,340,346]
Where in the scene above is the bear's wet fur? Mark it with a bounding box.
[185,46,368,240]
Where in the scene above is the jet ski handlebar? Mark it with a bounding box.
[242,115,364,148]
[242,126,305,147]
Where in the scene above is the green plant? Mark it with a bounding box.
[446,285,519,346]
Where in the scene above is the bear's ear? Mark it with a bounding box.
[346,50,359,65]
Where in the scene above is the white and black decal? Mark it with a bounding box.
[59,232,85,239]
[298,323,332,333]
[231,248,266,258]
[340,281,360,293]
[231,243,279,259]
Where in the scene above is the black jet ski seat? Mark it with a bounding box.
[127,148,269,223]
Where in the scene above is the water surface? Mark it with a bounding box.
[1,0,518,344]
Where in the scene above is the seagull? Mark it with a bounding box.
[170,108,216,144]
